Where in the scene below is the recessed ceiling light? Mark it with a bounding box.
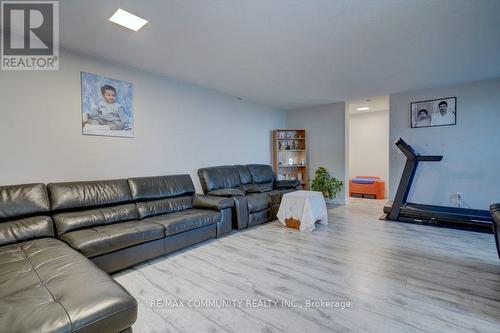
[356,107,370,111]
[109,9,148,31]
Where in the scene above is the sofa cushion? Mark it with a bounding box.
[207,188,245,197]
[0,238,137,333]
[0,183,54,247]
[128,175,195,200]
[59,220,164,257]
[247,164,275,184]
[136,196,193,219]
[235,165,253,185]
[246,193,271,213]
[0,183,50,219]
[197,166,241,193]
[0,216,54,247]
[145,209,220,236]
[48,179,132,211]
[52,203,139,236]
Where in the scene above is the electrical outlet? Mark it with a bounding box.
[457,192,463,208]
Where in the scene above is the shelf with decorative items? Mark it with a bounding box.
[272,129,308,189]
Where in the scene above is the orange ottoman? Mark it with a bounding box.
[349,176,385,199]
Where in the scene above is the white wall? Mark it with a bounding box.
[286,102,347,201]
[0,49,285,191]
[390,77,500,210]
[348,110,389,196]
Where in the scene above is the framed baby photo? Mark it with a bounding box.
[410,97,456,128]
[81,72,134,137]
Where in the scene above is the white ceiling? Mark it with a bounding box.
[59,0,500,109]
[348,95,389,115]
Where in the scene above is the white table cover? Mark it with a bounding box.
[277,190,328,232]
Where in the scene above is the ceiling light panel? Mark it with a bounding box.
[109,9,148,31]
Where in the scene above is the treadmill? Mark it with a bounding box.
[383,138,493,232]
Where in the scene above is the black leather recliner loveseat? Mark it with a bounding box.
[0,174,233,333]
[197,164,300,230]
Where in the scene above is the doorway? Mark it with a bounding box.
[347,96,389,200]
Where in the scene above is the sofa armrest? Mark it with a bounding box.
[274,180,300,189]
[193,195,234,210]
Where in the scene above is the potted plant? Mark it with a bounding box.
[311,167,343,202]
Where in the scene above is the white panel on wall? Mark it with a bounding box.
[389,77,500,210]
[0,49,285,191]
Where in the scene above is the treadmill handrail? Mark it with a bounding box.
[395,138,443,161]
[416,155,443,161]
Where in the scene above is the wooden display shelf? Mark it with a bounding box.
[272,129,308,189]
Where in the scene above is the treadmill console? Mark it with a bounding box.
[395,138,418,158]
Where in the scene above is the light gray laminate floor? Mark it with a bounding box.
[114,198,500,333]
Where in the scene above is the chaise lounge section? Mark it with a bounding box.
[0,183,137,333]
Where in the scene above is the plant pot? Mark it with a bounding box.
[324,198,336,206]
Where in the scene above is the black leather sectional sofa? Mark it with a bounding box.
[198,164,300,230]
[0,165,292,332]
[0,174,233,333]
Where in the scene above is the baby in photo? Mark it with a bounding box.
[87,84,129,130]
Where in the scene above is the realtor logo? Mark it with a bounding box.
[1,1,59,70]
